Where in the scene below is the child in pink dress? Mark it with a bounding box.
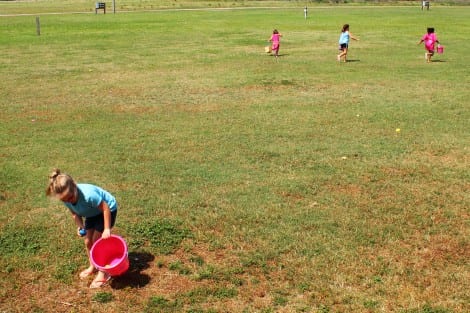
[269,29,282,58]
[418,27,440,63]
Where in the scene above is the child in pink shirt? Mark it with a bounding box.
[418,27,440,63]
[269,29,282,58]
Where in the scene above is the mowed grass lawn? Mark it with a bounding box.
[0,3,469,313]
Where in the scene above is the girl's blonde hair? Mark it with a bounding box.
[45,168,76,196]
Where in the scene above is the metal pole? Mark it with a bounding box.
[113,0,116,14]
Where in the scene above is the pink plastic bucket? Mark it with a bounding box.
[437,45,444,54]
[90,235,129,276]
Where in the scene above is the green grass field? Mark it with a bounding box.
[0,2,469,312]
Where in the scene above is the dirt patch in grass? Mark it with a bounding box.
[1,243,281,312]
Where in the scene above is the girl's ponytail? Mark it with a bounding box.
[46,168,76,197]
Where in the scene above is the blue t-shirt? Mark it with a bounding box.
[64,183,117,218]
[339,31,350,45]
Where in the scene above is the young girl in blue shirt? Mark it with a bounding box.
[337,24,359,62]
[46,168,118,288]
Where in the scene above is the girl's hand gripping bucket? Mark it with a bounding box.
[437,45,444,54]
[90,235,129,276]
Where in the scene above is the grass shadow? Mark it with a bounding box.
[110,251,154,289]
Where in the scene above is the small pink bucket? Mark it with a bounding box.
[437,45,444,54]
[90,235,129,276]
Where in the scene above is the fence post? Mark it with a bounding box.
[36,16,40,36]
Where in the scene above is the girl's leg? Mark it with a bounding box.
[79,229,97,278]
[90,230,110,288]
[338,48,348,62]
[272,44,279,57]
[427,51,434,63]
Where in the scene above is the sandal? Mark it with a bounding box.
[79,268,97,279]
[89,274,111,289]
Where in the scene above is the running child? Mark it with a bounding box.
[337,24,359,63]
[269,29,283,58]
[418,27,440,63]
